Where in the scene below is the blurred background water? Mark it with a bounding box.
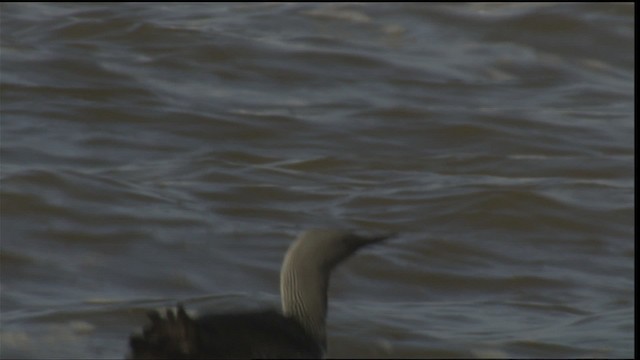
[0,3,634,358]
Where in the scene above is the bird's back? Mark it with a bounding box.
[129,305,323,359]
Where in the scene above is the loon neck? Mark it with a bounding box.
[280,236,330,347]
[279,229,391,349]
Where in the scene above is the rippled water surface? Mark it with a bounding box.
[0,3,634,359]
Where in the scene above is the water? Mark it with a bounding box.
[0,3,634,358]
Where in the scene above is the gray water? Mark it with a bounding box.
[0,3,634,359]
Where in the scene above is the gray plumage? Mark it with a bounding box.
[129,229,391,359]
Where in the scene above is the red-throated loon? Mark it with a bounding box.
[128,229,392,359]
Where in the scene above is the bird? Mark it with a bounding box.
[128,228,392,359]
